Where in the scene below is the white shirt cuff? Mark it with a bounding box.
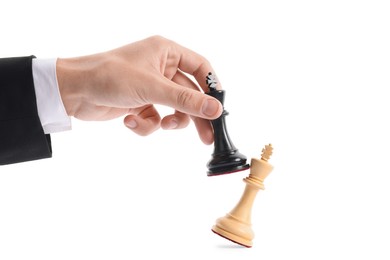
[32,58,72,134]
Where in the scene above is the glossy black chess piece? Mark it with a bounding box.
[206,73,250,176]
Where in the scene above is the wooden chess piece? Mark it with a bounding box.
[211,144,274,247]
[206,73,250,176]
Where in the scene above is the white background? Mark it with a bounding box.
[1,0,390,259]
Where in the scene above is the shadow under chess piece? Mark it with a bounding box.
[206,73,249,176]
[211,144,274,247]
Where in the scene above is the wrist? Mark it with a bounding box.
[56,57,93,117]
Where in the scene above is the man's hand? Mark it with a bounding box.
[56,35,223,144]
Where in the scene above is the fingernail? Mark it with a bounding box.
[126,119,138,129]
[168,119,178,129]
[202,99,220,117]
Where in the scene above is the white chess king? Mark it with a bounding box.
[211,144,274,247]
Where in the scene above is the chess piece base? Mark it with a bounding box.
[207,151,250,176]
[212,228,252,248]
[211,221,253,248]
[207,163,250,176]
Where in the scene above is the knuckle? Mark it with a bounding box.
[176,89,195,109]
[149,35,165,42]
[148,35,168,47]
[147,35,177,53]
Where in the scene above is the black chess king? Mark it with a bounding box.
[206,72,250,176]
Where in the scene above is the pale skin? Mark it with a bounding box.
[56,35,223,145]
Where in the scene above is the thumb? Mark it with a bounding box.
[154,80,223,120]
[171,87,223,119]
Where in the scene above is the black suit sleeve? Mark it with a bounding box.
[0,56,52,165]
